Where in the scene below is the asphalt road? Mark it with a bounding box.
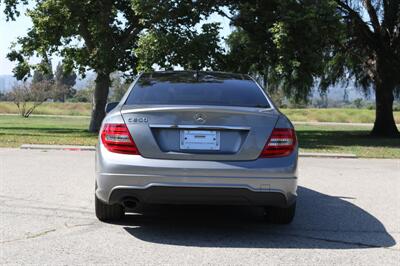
[0,149,399,265]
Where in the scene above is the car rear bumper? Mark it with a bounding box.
[108,186,295,207]
[96,145,298,207]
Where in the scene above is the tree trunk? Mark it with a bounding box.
[370,80,399,138]
[88,72,111,132]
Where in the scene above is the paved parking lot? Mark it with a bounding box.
[0,148,399,265]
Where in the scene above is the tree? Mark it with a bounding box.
[132,0,224,71]
[222,1,342,100]
[5,0,144,131]
[333,0,400,137]
[108,73,130,102]
[70,81,95,103]
[3,0,218,132]
[9,81,53,117]
[221,0,399,137]
[224,29,265,77]
[32,57,53,84]
[54,62,77,102]
[1,0,28,20]
[135,23,224,71]
[354,98,364,109]
[0,90,5,101]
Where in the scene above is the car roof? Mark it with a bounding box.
[141,70,251,81]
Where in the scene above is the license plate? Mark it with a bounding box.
[180,130,220,150]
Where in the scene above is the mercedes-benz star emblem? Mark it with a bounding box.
[194,113,207,124]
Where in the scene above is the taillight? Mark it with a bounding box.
[259,128,296,158]
[100,123,140,155]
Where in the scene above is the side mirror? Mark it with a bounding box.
[105,102,119,113]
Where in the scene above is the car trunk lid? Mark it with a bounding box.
[121,105,279,161]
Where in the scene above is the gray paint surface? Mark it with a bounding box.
[1,149,399,265]
[97,105,298,206]
[119,105,280,161]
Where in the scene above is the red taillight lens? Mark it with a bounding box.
[100,123,140,155]
[259,128,297,158]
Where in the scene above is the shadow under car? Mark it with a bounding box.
[114,186,395,249]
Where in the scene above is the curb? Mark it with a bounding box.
[293,121,373,127]
[20,144,96,151]
[299,152,357,158]
[0,113,91,118]
[293,121,400,127]
[19,144,357,158]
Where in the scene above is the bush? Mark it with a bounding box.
[68,86,94,103]
[9,81,53,117]
[366,104,375,110]
[353,98,363,109]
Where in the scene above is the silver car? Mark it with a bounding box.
[95,71,298,224]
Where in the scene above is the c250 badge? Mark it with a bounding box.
[127,117,148,123]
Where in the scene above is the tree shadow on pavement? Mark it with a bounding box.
[119,187,396,249]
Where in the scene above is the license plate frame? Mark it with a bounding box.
[180,130,220,150]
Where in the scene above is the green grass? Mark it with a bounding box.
[296,124,400,158]
[1,114,399,158]
[0,115,97,147]
[1,102,399,123]
[0,102,91,116]
[282,108,400,124]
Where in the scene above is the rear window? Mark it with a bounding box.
[125,72,270,108]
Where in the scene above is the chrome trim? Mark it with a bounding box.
[101,172,297,180]
[148,124,251,130]
[109,183,290,194]
[120,73,143,108]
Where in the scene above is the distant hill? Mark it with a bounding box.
[311,84,373,101]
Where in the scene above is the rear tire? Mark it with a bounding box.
[95,195,124,222]
[265,202,296,224]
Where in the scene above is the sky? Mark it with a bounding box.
[0,6,232,76]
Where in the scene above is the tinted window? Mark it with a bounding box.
[125,72,270,108]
